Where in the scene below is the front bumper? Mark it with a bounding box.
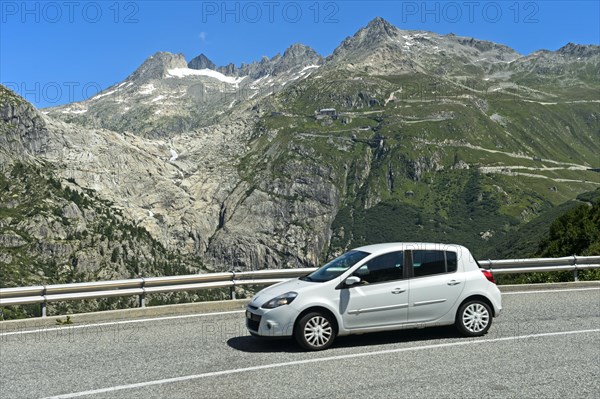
[245,304,300,337]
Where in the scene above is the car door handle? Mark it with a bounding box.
[391,288,406,294]
[447,280,461,286]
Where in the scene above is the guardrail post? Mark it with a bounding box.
[41,286,47,317]
[230,271,236,300]
[139,277,146,307]
[573,255,579,282]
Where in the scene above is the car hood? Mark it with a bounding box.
[250,278,317,307]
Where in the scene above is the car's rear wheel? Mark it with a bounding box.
[455,300,492,337]
[295,312,336,351]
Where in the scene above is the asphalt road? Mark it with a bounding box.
[1,287,599,399]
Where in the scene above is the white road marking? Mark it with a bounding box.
[43,328,599,399]
[0,310,245,337]
[502,287,600,295]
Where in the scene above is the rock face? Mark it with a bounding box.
[0,160,198,289]
[0,86,49,162]
[206,156,342,269]
[3,17,600,285]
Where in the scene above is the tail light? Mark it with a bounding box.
[481,269,495,284]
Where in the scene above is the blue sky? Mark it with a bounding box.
[1,1,598,108]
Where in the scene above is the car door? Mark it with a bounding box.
[340,251,408,329]
[408,250,465,323]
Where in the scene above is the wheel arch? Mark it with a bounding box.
[293,306,340,336]
[456,295,496,320]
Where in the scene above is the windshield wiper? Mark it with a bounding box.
[299,275,313,281]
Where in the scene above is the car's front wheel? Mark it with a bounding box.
[295,312,336,351]
[455,300,492,337]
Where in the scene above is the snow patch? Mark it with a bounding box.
[151,95,166,103]
[252,74,270,85]
[299,65,320,73]
[283,66,318,86]
[61,108,88,115]
[91,89,116,100]
[139,84,156,95]
[522,100,558,105]
[169,149,178,162]
[167,68,246,86]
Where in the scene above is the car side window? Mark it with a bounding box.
[413,250,457,277]
[446,251,457,273]
[353,251,404,284]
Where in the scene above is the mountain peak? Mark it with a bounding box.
[272,43,323,75]
[365,16,396,34]
[362,16,400,41]
[329,17,400,63]
[282,43,319,58]
[188,53,217,70]
[557,42,599,58]
[129,52,187,82]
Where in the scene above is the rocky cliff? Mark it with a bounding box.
[0,86,49,163]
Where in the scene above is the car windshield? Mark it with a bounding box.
[300,250,370,282]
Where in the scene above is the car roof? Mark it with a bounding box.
[354,242,469,255]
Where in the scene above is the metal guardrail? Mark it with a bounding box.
[477,255,600,274]
[1,257,598,317]
[0,268,316,317]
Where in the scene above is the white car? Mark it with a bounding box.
[246,243,502,350]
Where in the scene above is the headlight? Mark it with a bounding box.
[261,292,298,309]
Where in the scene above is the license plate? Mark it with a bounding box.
[246,310,260,321]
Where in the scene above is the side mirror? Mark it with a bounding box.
[344,276,361,287]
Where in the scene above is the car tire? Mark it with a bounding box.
[455,300,492,337]
[295,312,336,351]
